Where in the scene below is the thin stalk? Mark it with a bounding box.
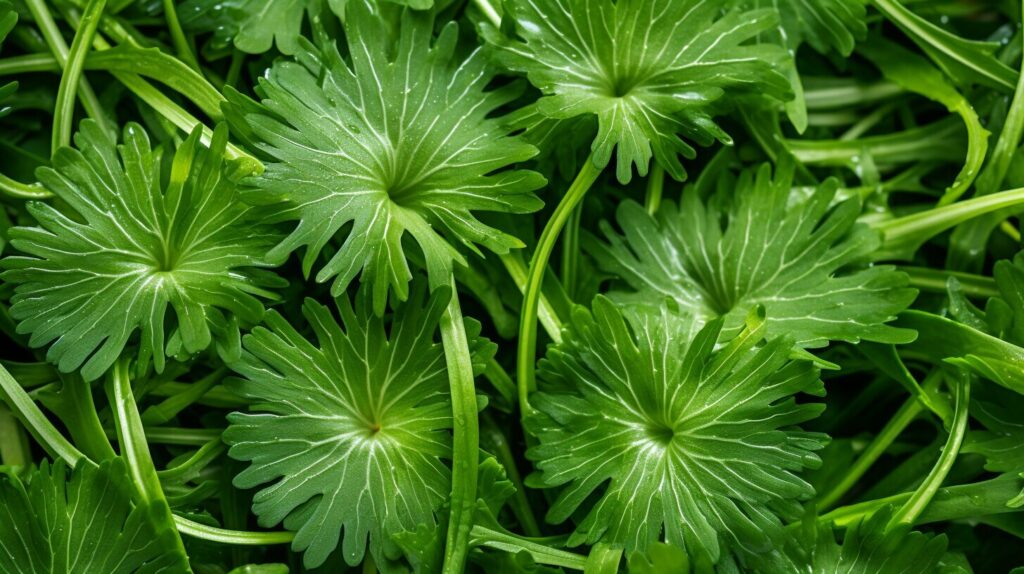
[561,205,581,298]
[500,252,563,343]
[0,53,60,75]
[873,186,1024,260]
[157,438,225,483]
[0,363,86,467]
[52,0,105,151]
[0,172,52,200]
[38,377,117,462]
[22,0,108,133]
[0,405,30,466]
[469,525,586,570]
[891,373,970,526]
[817,395,923,510]
[106,359,165,504]
[173,515,295,545]
[440,283,479,574]
[224,49,244,89]
[472,0,502,28]
[810,474,1023,529]
[480,414,541,537]
[900,266,1000,298]
[483,358,516,407]
[104,426,223,445]
[644,162,665,215]
[161,0,200,72]
[141,367,225,425]
[517,153,602,417]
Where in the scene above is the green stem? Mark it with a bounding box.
[899,266,1000,298]
[52,0,104,152]
[0,172,52,200]
[0,53,61,75]
[157,439,225,483]
[499,252,562,343]
[561,205,581,299]
[173,515,295,545]
[440,283,479,574]
[645,162,665,215]
[517,153,602,417]
[38,376,117,462]
[817,394,924,510]
[873,186,1024,260]
[104,426,222,445]
[0,363,86,467]
[469,525,586,570]
[161,0,200,71]
[22,0,108,135]
[224,49,244,89]
[0,405,30,466]
[483,358,516,407]
[106,360,168,503]
[802,77,903,110]
[891,373,970,526]
[141,367,225,425]
[472,0,502,28]
[480,414,541,537]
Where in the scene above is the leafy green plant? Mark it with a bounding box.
[1,0,1024,572]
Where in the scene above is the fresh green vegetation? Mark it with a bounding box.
[0,0,1023,572]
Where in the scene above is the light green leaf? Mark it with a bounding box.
[1,122,283,382]
[225,1,543,315]
[0,458,191,573]
[739,0,867,55]
[586,162,917,347]
[224,284,491,569]
[528,298,826,561]
[178,0,437,54]
[963,383,1024,473]
[486,0,792,183]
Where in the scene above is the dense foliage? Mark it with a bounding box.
[1,0,1023,572]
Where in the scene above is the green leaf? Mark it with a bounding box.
[1,121,283,382]
[963,383,1024,473]
[871,0,1017,92]
[771,506,951,573]
[858,36,988,205]
[178,0,338,54]
[487,0,792,183]
[224,284,490,569]
[737,0,867,55]
[528,297,826,562]
[586,162,917,347]
[226,1,543,315]
[0,458,191,573]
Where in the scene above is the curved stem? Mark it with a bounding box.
[173,515,295,545]
[52,0,105,152]
[0,363,86,467]
[0,172,53,200]
[480,414,541,537]
[469,525,586,570]
[440,282,479,574]
[0,405,30,466]
[106,359,165,504]
[817,394,923,510]
[0,53,61,75]
[161,0,200,72]
[517,153,602,417]
[499,252,562,343]
[899,266,999,298]
[561,205,581,298]
[644,162,665,215]
[891,372,970,526]
[22,0,108,134]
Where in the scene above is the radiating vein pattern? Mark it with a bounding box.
[227,0,544,314]
[224,286,466,568]
[490,0,792,182]
[0,458,191,574]
[587,162,917,347]
[528,297,826,561]
[1,121,282,381]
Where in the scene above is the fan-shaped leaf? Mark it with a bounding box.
[486,0,792,183]
[586,162,917,347]
[528,297,826,562]
[0,458,190,573]
[224,284,491,569]
[1,121,283,381]
[225,0,544,315]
